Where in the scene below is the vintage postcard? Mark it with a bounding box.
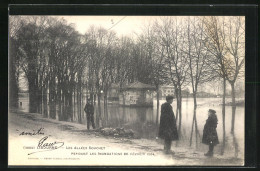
[8,15,245,166]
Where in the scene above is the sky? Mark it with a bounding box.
[58,16,160,36]
[16,16,244,94]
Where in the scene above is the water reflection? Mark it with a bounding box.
[232,132,239,158]
[231,106,236,134]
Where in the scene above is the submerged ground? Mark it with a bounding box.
[8,110,243,166]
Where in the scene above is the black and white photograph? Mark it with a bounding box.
[8,15,245,166]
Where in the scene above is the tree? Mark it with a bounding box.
[9,37,20,108]
[155,17,189,140]
[16,17,49,113]
[85,26,117,127]
[9,16,24,108]
[114,36,134,88]
[184,17,216,147]
[140,22,168,125]
[100,31,117,126]
[203,16,229,155]
[224,16,245,134]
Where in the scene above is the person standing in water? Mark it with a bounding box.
[158,95,179,154]
[202,109,219,157]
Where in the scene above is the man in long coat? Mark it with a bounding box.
[158,95,178,154]
[84,98,95,130]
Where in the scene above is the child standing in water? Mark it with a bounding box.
[202,109,219,157]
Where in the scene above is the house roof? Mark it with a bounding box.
[123,81,156,90]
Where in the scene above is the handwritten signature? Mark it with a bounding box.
[18,128,44,136]
[28,135,64,155]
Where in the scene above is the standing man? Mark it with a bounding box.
[158,95,178,154]
[84,98,95,130]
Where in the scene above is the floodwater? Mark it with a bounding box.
[17,95,244,159]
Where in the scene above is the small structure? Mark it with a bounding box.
[158,85,175,99]
[119,81,156,106]
[107,83,120,102]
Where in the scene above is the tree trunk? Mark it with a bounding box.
[42,83,48,118]
[97,93,102,128]
[104,92,108,127]
[69,90,73,122]
[220,106,226,155]
[156,86,160,125]
[175,88,179,122]
[61,90,66,121]
[49,76,56,119]
[231,106,236,134]
[73,86,76,121]
[38,87,43,114]
[230,81,236,106]
[79,78,82,123]
[190,110,195,146]
[194,109,198,148]
[178,87,182,139]
[57,82,62,120]
[9,41,19,109]
[28,82,38,113]
[221,78,226,155]
[230,82,236,134]
[77,82,82,124]
[190,91,198,147]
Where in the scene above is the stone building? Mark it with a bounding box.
[119,81,156,106]
[158,85,175,99]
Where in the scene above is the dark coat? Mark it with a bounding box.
[158,102,179,141]
[84,103,94,116]
[202,114,219,145]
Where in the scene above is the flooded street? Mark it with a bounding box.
[18,96,244,160]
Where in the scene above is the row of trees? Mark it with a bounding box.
[9,16,244,137]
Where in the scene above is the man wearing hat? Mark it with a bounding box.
[84,98,95,130]
[158,95,179,154]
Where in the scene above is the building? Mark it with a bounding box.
[158,85,175,99]
[119,81,156,106]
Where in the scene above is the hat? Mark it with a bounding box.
[208,109,216,114]
[166,95,174,101]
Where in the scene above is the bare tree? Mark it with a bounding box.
[85,26,117,127]
[224,16,245,134]
[139,22,168,125]
[203,16,229,155]
[183,17,217,147]
[155,17,189,140]
[114,36,134,88]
